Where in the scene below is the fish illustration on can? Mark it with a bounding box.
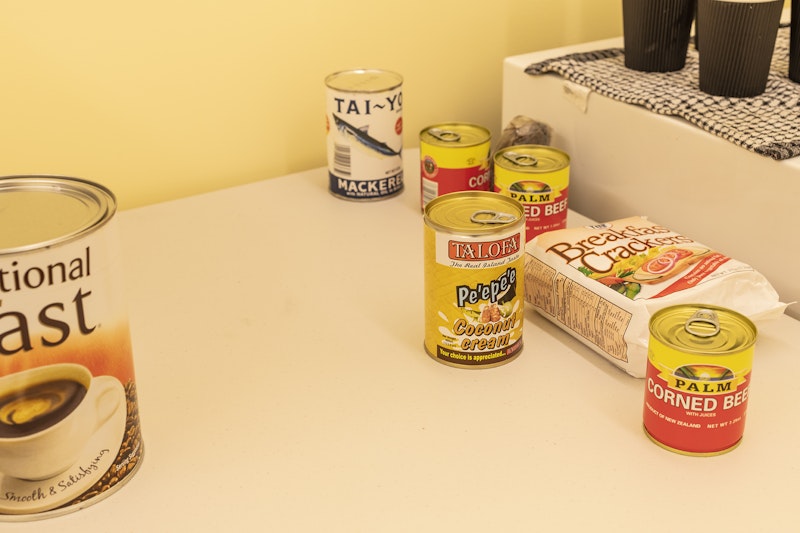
[333,114,401,157]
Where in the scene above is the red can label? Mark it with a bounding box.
[421,159,491,208]
[643,360,750,454]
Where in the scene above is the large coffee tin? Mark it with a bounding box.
[0,176,143,520]
[643,304,757,456]
[325,69,404,201]
[423,192,525,368]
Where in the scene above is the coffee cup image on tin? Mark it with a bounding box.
[0,363,124,481]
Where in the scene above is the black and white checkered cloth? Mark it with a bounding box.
[525,25,800,160]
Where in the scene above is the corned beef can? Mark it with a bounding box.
[325,69,404,201]
[493,145,570,242]
[419,123,492,210]
[643,304,757,456]
[0,176,143,520]
[423,192,525,368]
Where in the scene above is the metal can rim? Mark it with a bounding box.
[325,68,403,92]
[493,144,570,173]
[0,175,116,256]
[424,191,525,236]
[419,123,491,148]
[649,303,757,356]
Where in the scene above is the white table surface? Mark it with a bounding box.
[8,150,799,532]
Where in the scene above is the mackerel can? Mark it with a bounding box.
[325,69,404,201]
[423,192,525,368]
[0,176,143,519]
[643,304,757,456]
[419,123,492,210]
[493,145,570,242]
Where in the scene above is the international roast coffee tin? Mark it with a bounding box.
[493,145,570,242]
[423,192,525,368]
[325,69,404,201]
[419,123,492,210]
[643,304,757,456]
[0,176,143,520]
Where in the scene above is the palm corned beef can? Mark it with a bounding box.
[423,192,525,368]
[643,304,757,456]
[0,176,143,520]
[325,69,404,201]
[419,123,492,210]
[493,145,570,242]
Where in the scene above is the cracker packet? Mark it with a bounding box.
[524,216,788,377]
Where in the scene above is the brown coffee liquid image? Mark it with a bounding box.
[0,380,87,438]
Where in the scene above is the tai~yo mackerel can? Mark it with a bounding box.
[0,176,143,520]
[325,69,404,201]
[493,145,570,242]
[643,304,757,456]
[424,192,525,368]
[419,123,492,210]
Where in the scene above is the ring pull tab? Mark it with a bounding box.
[470,210,517,225]
[502,151,539,167]
[684,308,721,338]
[428,128,461,142]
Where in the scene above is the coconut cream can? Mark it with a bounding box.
[0,176,143,520]
[423,191,525,368]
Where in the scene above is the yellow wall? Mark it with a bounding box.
[0,1,622,209]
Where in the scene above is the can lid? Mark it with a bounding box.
[0,176,116,255]
[649,304,757,355]
[419,123,491,148]
[494,145,569,174]
[424,191,524,235]
[325,69,403,92]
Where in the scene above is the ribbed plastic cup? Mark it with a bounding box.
[697,0,783,97]
[623,0,697,72]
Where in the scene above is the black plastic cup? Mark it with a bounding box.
[623,0,698,72]
[790,0,800,82]
[697,0,783,97]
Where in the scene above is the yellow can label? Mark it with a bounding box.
[423,195,525,368]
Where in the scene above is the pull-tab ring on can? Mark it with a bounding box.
[684,308,721,338]
[428,128,462,142]
[502,151,539,167]
[470,210,518,225]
